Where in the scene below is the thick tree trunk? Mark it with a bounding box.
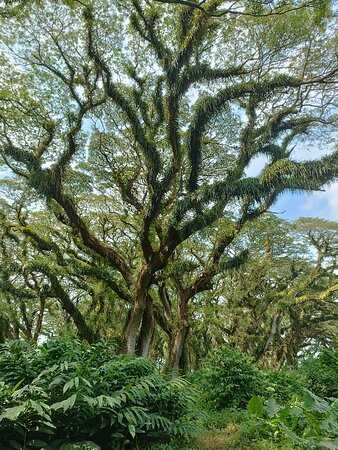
[138,298,155,357]
[125,264,152,355]
[168,292,190,371]
[256,313,281,362]
[169,325,190,371]
[61,299,97,343]
[0,317,11,343]
[125,303,146,354]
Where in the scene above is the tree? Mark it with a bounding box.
[0,0,337,366]
[186,215,338,369]
[0,199,100,342]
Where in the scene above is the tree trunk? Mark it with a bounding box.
[51,276,97,343]
[125,303,145,354]
[33,298,46,343]
[256,313,281,362]
[19,302,33,341]
[125,264,153,355]
[0,317,11,343]
[168,292,190,372]
[169,324,190,371]
[138,297,155,357]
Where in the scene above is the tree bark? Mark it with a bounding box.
[169,324,190,371]
[125,264,153,355]
[0,317,11,343]
[125,303,145,354]
[50,276,97,343]
[168,292,190,371]
[33,298,46,343]
[138,297,155,357]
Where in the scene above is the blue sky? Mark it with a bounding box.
[246,150,338,222]
[274,186,338,221]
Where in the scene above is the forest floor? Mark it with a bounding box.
[196,425,243,449]
[174,423,258,450]
[173,423,289,450]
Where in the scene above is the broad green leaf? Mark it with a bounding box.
[266,398,281,417]
[128,424,136,439]
[51,394,77,412]
[0,404,26,421]
[303,390,330,413]
[319,439,338,450]
[248,395,264,417]
[63,379,74,394]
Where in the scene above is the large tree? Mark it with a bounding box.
[0,0,337,365]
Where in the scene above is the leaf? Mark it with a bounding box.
[0,404,26,421]
[248,395,264,417]
[128,424,136,439]
[28,440,50,448]
[8,442,22,450]
[59,442,101,450]
[74,377,79,389]
[282,425,303,444]
[303,389,330,413]
[63,379,74,394]
[319,439,338,450]
[51,394,77,412]
[266,398,281,417]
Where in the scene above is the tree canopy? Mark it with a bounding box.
[0,0,337,370]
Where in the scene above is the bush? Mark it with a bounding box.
[0,339,120,386]
[198,345,265,409]
[0,340,39,385]
[0,339,196,450]
[263,370,306,402]
[300,347,338,399]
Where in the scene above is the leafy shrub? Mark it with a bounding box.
[300,347,338,399]
[198,345,265,409]
[0,340,39,385]
[263,370,306,402]
[0,340,196,450]
[0,339,119,386]
[246,390,338,449]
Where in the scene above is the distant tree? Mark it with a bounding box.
[0,0,337,367]
[187,216,338,369]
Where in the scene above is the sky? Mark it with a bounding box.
[274,186,338,221]
[246,153,338,222]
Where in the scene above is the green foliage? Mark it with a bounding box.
[300,347,338,399]
[198,345,265,409]
[0,339,119,386]
[246,390,338,449]
[0,340,38,385]
[0,0,337,447]
[263,370,306,402]
[0,339,196,449]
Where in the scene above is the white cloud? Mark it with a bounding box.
[303,182,338,220]
[245,155,268,177]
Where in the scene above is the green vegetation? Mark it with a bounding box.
[300,347,338,399]
[0,340,195,449]
[0,0,337,449]
[197,345,264,409]
[0,341,337,449]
